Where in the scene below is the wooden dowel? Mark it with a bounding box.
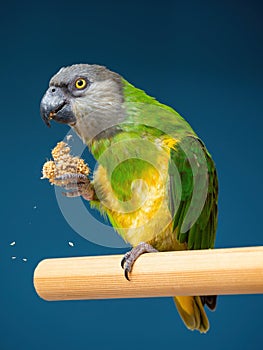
[33,246,263,301]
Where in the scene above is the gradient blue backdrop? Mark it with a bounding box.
[1,0,262,349]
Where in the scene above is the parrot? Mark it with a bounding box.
[40,64,218,333]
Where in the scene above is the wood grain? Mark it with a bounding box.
[33,247,263,301]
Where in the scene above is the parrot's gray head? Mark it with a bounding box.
[40,64,125,143]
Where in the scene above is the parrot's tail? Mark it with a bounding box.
[174,296,209,333]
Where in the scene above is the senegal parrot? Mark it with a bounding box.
[40,64,218,333]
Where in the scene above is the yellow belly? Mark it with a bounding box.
[93,138,186,251]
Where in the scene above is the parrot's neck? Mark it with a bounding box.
[72,78,195,159]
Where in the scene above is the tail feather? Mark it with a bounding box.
[174,296,209,333]
[201,295,217,311]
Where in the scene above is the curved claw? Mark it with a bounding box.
[124,268,130,281]
[121,256,126,269]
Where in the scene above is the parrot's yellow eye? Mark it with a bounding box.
[75,78,87,90]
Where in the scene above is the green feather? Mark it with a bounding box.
[169,137,218,250]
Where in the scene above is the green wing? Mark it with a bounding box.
[169,136,218,250]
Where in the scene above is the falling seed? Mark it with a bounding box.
[10,241,16,246]
[33,205,37,209]
[22,258,27,262]
[11,256,16,260]
[68,241,74,247]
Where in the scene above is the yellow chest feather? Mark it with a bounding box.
[93,137,184,250]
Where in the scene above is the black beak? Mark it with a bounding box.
[40,86,76,127]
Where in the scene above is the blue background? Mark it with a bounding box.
[1,0,263,349]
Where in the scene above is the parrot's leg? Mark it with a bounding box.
[55,173,95,201]
[121,242,158,281]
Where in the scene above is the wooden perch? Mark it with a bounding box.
[33,246,263,301]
